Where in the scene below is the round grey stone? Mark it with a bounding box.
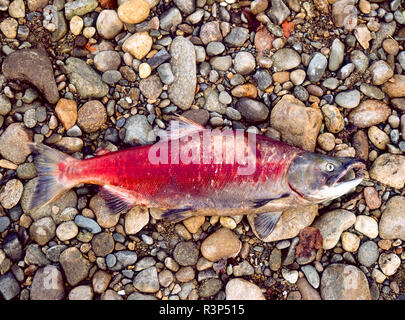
[358,241,379,267]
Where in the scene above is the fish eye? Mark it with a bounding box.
[326,163,335,172]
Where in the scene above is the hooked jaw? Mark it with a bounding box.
[287,152,367,203]
[317,159,366,202]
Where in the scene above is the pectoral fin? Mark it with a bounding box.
[251,193,289,209]
[253,211,282,239]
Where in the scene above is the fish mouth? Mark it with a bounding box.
[328,159,366,187]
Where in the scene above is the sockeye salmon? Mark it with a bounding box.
[29,117,366,239]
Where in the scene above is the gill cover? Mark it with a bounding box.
[287,152,365,202]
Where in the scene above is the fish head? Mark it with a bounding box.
[287,152,366,203]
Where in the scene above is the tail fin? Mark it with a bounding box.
[28,143,79,210]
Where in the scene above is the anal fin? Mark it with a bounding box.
[253,211,282,239]
[99,185,135,215]
[161,207,193,223]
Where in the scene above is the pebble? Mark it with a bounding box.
[65,57,109,99]
[117,0,149,24]
[210,56,232,71]
[335,90,360,109]
[64,0,97,20]
[312,209,356,250]
[379,253,401,276]
[29,217,56,246]
[56,221,79,241]
[201,228,241,262]
[317,132,335,151]
[168,37,196,110]
[138,63,152,79]
[124,114,156,145]
[270,95,322,152]
[341,232,360,252]
[124,206,149,235]
[199,21,222,45]
[348,100,391,128]
[68,285,93,300]
[96,10,123,40]
[55,98,77,130]
[369,60,394,85]
[379,196,405,240]
[123,32,153,61]
[329,39,345,71]
[290,69,306,86]
[0,17,18,38]
[199,278,222,298]
[77,100,107,133]
[383,75,405,97]
[30,265,65,300]
[89,194,120,228]
[2,49,59,104]
[281,268,299,284]
[59,247,91,286]
[133,267,159,293]
[173,242,199,266]
[8,0,24,18]
[350,50,369,72]
[157,63,174,85]
[0,273,20,300]
[225,278,265,300]
[94,51,121,72]
[321,104,344,133]
[320,264,371,300]
[272,48,301,71]
[307,53,327,82]
[92,232,114,257]
[234,52,256,75]
[224,27,249,47]
[370,154,405,189]
[235,98,268,123]
[363,187,381,209]
[70,15,83,35]
[206,42,225,56]
[296,277,321,300]
[0,179,23,209]
[159,7,182,31]
[368,126,389,150]
[301,265,320,289]
[358,240,379,267]
[92,270,112,294]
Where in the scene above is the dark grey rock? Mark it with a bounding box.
[0,216,10,233]
[24,244,50,266]
[253,69,272,90]
[173,242,199,266]
[147,48,170,69]
[2,49,59,103]
[235,98,269,123]
[224,27,249,47]
[0,272,20,300]
[199,278,222,297]
[2,232,23,262]
[159,7,182,31]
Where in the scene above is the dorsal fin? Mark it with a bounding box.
[157,115,205,141]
